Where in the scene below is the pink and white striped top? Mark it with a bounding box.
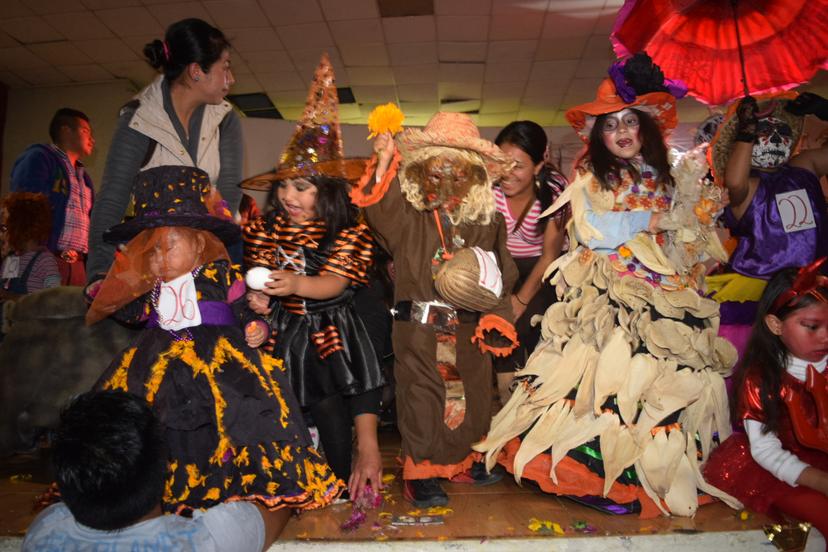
[493,186,545,259]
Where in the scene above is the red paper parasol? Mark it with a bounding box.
[611,0,828,106]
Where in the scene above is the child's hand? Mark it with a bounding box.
[246,290,272,315]
[262,270,300,297]
[373,131,395,178]
[349,443,383,500]
[245,321,268,348]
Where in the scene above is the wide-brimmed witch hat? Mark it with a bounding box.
[241,53,367,191]
[395,112,510,179]
[104,165,240,245]
[566,53,685,142]
[708,92,802,185]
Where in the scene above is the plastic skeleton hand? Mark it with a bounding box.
[784,364,828,455]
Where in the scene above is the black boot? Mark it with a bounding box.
[450,461,503,486]
[403,477,449,508]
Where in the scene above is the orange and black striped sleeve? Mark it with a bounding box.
[243,216,279,269]
[318,223,375,286]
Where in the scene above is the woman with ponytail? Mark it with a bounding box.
[87,18,242,281]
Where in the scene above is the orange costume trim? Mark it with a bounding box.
[403,452,479,480]
[350,151,401,207]
[472,313,518,357]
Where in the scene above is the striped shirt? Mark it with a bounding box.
[494,186,545,259]
[51,145,92,253]
[1,249,61,293]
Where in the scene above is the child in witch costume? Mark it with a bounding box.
[704,259,828,548]
[474,53,740,518]
[242,54,385,501]
[87,165,343,516]
[353,111,519,507]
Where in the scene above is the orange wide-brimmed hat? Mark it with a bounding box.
[566,79,678,143]
[396,112,510,179]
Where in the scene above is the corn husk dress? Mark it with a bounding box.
[97,259,343,514]
[474,148,743,518]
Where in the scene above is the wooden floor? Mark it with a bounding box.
[0,427,783,550]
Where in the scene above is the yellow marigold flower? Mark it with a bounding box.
[367,103,404,139]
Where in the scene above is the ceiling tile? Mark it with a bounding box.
[524,78,568,97]
[0,46,48,71]
[28,41,92,65]
[80,0,141,8]
[64,63,113,81]
[491,0,549,15]
[319,0,378,20]
[581,34,612,60]
[259,0,322,26]
[351,84,397,103]
[382,16,435,43]
[397,82,437,102]
[516,107,556,125]
[329,19,383,44]
[289,48,349,85]
[434,0,491,16]
[392,63,438,84]
[439,62,484,83]
[482,81,524,99]
[120,35,158,58]
[388,42,437,66]
[401,113,433,126]
[534,36,586,60]
[96,7,163,37]
[575,58,609,78]
[438,42,487,63]
[436,16,488,42]
[439,81,482,100]
[480,97,521,113]
[440,98,481,112]
[75,38,139,63]
[478,112,519,126]
[14,64,71,84]
[484,61,531,83]
[203,0,270,29]
[226,28,285,53]
[241,50,295,73]
[43,12,113,40]
[542,10,599,38]
[0,16,64,44]
[347,65,394,85]
[145,2,215,27]
[562,76,601,96]
[228,56,252,75]
[521,94,562,109]
[277,106,304,120]
[547,0,604,9]
[0,1,34,19]
[258,70,305,90]
[268,89,308,106]
[338,103,362,119]
[0,31,18,49]
[399,101,440,114]
[100,60,156,85]
[277,23,334,51]
[529,59,577,81]
[339,43,389,67]
[0,70,31,87]
[489,13,543,41]
[24,0,86,15]
[487,40,536,62]
[226,72,262,94]
[593,7,619,35]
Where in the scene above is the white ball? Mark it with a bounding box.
[245,266,272,291]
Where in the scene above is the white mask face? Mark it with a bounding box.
[751,116,794,169]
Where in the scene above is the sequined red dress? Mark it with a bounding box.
[704,368,828,515]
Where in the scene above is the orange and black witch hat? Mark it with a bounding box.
[241,53,367,191]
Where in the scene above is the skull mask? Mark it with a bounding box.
[751,116,794,169]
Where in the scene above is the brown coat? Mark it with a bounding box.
[364,174,518,470]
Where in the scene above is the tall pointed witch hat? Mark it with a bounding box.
[241,53,367,191]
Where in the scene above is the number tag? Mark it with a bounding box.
[1,256,20,279]
[775,189,816,233]
[157,272,201,331]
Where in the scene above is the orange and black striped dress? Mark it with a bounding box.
[243,213,385,408]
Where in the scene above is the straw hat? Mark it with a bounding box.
[708,92,803,185]
[565,53,683,143]
[434,247,502,312]
[396,112,510,180]
[241,53,367,191]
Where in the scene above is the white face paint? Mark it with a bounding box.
[751,116,794,169]
[601,109,642,160]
